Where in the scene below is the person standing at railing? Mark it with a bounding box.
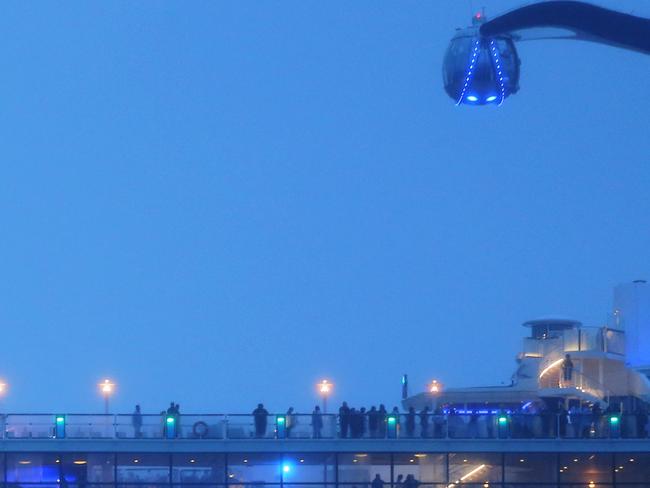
[338,402,350,438]
[286,407,296,438]
[349,408,361,438]
[174,404,182,438]
[378,404,387,437]
[558,404,569,438]
[368,406,379,438]
[562,354,574,383]
[405,407,415,438]
[591,403,602,437]
[391,407,400,436]
[371,473,385,488]
[358,407,368,438]
[419,406,430,438]
[311,406,323,438]
[132,405,143,438]
[252,403,269,438]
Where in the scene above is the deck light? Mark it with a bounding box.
[609,415,621,438]
[429,380,443,394]
[165,415,176,439]
[276,415,287,439]
[282,463,291,474]
[387,414,398,438]
[98,379,116,414]
[55,415,66,438]
[317,380,333,413]
[497,415,509,438]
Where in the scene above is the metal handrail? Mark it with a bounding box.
[0,412,641,440]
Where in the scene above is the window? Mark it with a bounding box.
[614,453,650,484]
[7,453,60,484]
[504,453,556,484]
[337,453,391,488]
[448,453,501,485]
[392,454,446,484]
[117,453,171,484]
[281,453,335,485]
[62,453,115,484]
[559,453,612,484]
[172,454,225,484]
[227,453,282,485]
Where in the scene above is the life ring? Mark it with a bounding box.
[193,421,209,438]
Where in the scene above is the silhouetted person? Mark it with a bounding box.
[253,403,269,437]
[339,402,350,438]
[404,474,419,488]
[405,407,416,437]
[390,407,400,436]
[558,404,569,437]
[468,410,479,438]
[312,406,323,438]
[132,405,143,438]
[359,407,367,437]
[395,474,404,488]
[591,403,602,436]
[419,406,430,438]
[367,406,379,437]
[286,407,296,437]
[371,474,385,488]
[562,354,574,382]
[378,404,387,437]
[349,408,360,438]
[174,403,181,437]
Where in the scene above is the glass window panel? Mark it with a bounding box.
[337,454,391,486]
[559,453,612,483]
[118,484,171,488]
[227,453,282,484]
[448,453,501,484]
[392,454,446,483]
[62,453,115,483]
[7,453,60,483]
[615,453,650,483]
[117,453,170,483]
[280,453,335,484]
[504,453,556,483]
[172,454,225,483]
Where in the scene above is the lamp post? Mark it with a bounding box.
[317,380,333,413]
[0,382,8,419]
[429,380,443,394]
[98,379,115,414]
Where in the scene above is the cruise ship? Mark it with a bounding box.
[2,281,650,488]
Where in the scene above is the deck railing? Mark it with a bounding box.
[0,412,647,440]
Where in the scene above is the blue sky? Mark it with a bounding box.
[0,1,648,414]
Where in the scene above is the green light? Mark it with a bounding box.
[610,416,620,424]
[277,416,285,423]
[498,416,508,424]
[56,417,64,423]
[166,417,175,424]
[388,416,397,424]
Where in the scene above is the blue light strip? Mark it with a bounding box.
[456,39,481,105]
[489,39,506,106]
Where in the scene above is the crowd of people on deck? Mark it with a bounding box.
[127,399,650,439]
[251,401,650,439]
